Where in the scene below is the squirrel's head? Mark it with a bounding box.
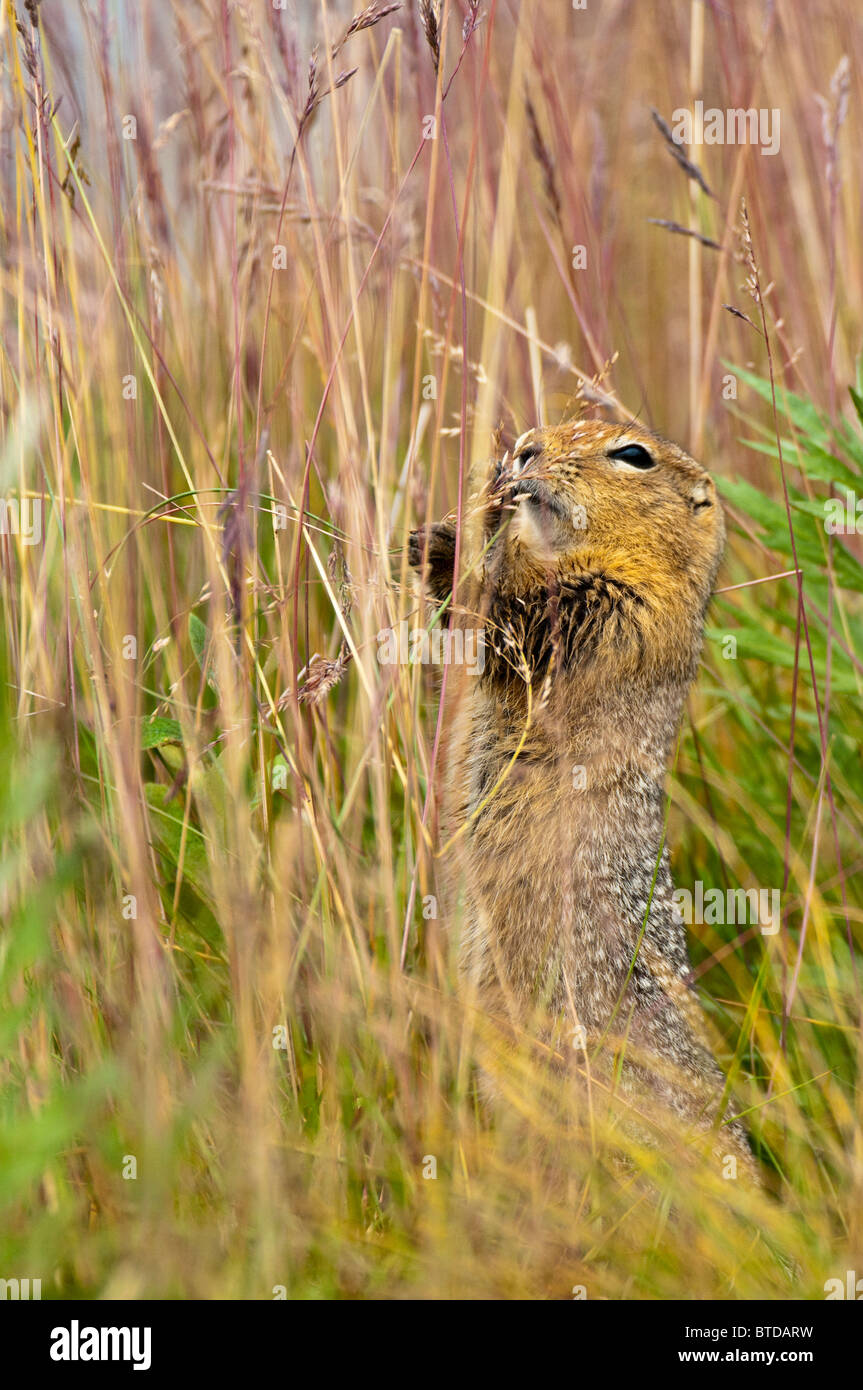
[479,419,726,684]
[489,420,724,598]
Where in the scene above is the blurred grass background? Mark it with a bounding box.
[1,0,862,1298]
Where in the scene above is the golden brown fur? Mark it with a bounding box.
[410,419,755,1176]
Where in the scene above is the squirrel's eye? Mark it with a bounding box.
[607,444,655,469]
[515,442,542,465]
[511,440,542,477]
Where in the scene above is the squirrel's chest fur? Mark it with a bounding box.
[446,671,695,1033]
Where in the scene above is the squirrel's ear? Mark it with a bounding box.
[689,481,712,512]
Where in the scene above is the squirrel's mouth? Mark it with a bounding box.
[504,475,571,523]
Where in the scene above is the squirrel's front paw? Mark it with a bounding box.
[408,521,457,602]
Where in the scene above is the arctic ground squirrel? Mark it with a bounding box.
[409,418,755,1174]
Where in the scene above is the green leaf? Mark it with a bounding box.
[716,475,789,531]
[144,783,220,932]
[716,475,863,593]
[738,435,860,490]
[141,716,183,750]
[189,611,218,694]
[189,612,208,668]
[726,361,832,447]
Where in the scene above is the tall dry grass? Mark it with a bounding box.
[1,0,862,1298]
